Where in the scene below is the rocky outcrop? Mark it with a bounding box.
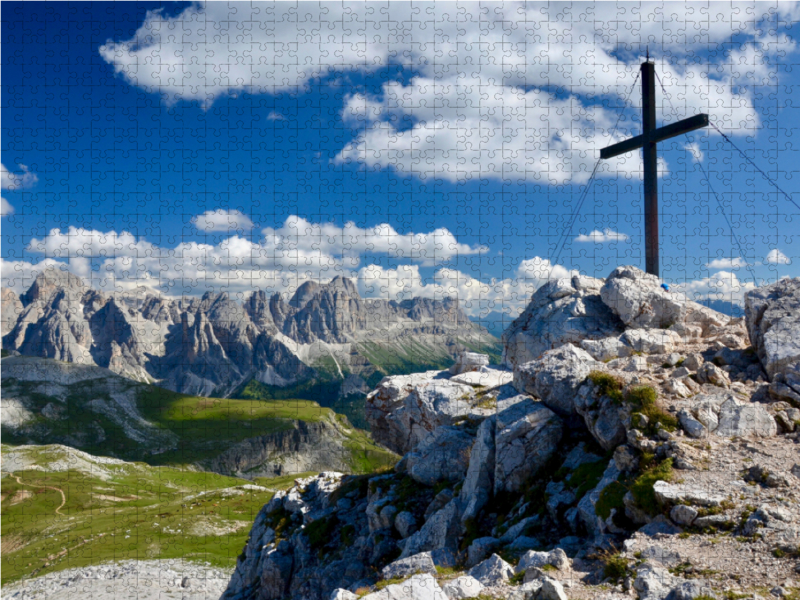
[1,288,22,336]
[745,278,800,380]
[502,275,623,368]
[224,268,800,600]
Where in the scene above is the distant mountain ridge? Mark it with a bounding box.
[2,270,498,404]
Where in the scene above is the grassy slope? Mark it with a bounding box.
[2,367,396,475]
[0,444,277,586]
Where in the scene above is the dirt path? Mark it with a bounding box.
[11,475,67,515]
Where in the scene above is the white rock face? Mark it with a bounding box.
[502,275,623,368]
[716,397,777,438]
[745,277,800,379]
[449,368,512,388]
[600,266,688,329]
[517,548,570,572]
[622,328,683,355]
[441,575,483,600]
[460,416,496,525]
[513,345,601,417]
[330,589,359,600]
[366,373,473,455]
[450,351,490,375]
[380,552,437,580]
[467,553,515,586]
[361,574,445,600]
[494,396,562,493]
[405,427,474,486]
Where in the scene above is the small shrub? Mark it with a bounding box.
[509,571,525,585]
[626,386,678,434]
[630,458,674,516]
[305,514,339,551]
[540,564,557,572]
[595,480,627,520]
[602,553,629,581]
[375,577,405,590]
[568,459,606,497]
[587,371,624,403]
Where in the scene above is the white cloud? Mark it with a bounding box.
[267,112,285,121]
[1,197,14,217]
[1,163,38,190]
[193,209,255,233]
[685,143,704,163]
[98,3,792,184]
[765,248,792,265]
[706,257,748,269]
[575,229,629,244]
[674,270,758,307]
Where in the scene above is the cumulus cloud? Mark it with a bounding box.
[1,197,14,217]
[193,209,255,233]
[575,229,629,244]
[765,248,792,265]
[674,270,758,307]
[98,3,790,184]
[706,257,748,269]
[1,163,38,190]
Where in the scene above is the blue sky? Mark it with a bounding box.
[2,1,799,316]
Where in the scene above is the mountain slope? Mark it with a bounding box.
[1,356,396,478]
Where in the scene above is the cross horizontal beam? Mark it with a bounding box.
[600,113,709,160]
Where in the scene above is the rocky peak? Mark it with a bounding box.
[19,269,87,306]
[325,275,359,298]
[288,280,322,308]
[2,288,23,336]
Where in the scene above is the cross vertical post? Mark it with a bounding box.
[641,61,660,277]
[600,61,709,278]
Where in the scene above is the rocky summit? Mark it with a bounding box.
[222,267,800,600]
[1,269,496,402]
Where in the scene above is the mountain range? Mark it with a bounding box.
[1,270,498,425]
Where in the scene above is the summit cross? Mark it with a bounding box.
[600,60,709,278]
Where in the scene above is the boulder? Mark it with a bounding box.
[716,397,777,438]
[600,266,687,329]
[498,516,540,544]
[622,328,683,355]
[450,368,513,388]
[539,577,569,600]
[634,563,680,600]
[380,552,437,580]
[395,511,418,539]
[574,380,628,450]
[745,278,800,379]
[581,336,634,362]
[678,410,707,439]
[670,505,699,526]
[517,548,570,572]
[468,553,515,586]
[466,537,500,568]
[405,427,474,486]
[577,460,621,536]
[360,574,445,600]
[696,363,731,388]
[494,396,563,493]
[503,275,624,368]
[653,481,726,508]
[330,590,359,600]
[460,416,496,525]
[400,500,462,559]
[366,374,474,454]
[441,575,484,600]
[513,345,602,417]
[450,352,490,375]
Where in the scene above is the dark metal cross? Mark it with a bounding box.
[600,60,709,277]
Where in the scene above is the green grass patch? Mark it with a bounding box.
[626,386,678,435]
[567,459,606,497]
[586,371,624,403]
[595,481,628,520]
[630,458,674,516]
[602,553,629,581]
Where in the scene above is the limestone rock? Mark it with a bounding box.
[716,397,777,438]
[494,396,563,493]
[745,278,800,379]
[395,511,418,539]
[503,275,623,368]
[513,345,602,417]
[380,552,437,580]
[360,574,445,600]
[330,590,359,600]
[441,575,483,600]
[622,328,683,355]
[539,577,569,600]
[400,499,462,559]
[577,460,621,536]
[670,505,699,526]
[634,563,680,600]
[468,553,515,586]
[459,416,496,525]
[580,335,634,362]
[450,351,490,375]
[406,427,474,486]
[466,537,499,568]
[696,363,731,388]
[600,266,687,329]
[517,548,570,573]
